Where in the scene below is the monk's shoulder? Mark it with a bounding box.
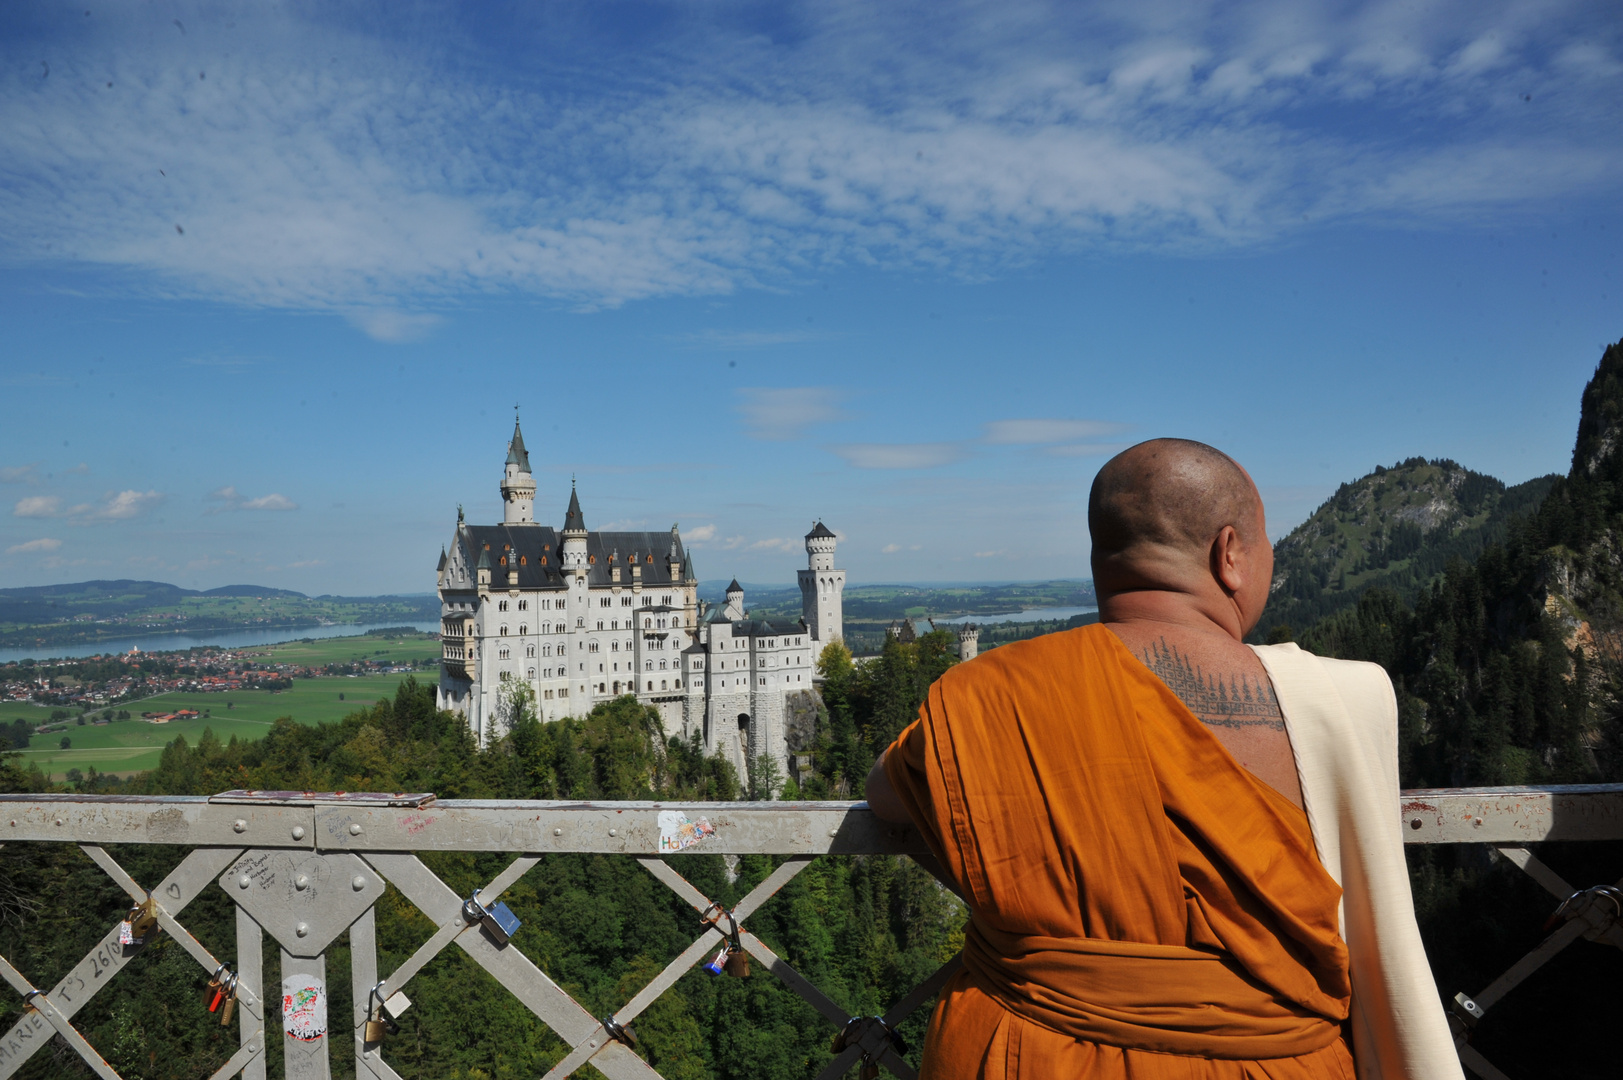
[1253,641,1393,695]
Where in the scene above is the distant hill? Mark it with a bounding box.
[1255,459,1559,640]
[0,579,438,652]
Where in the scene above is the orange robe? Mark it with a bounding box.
[884,624,1355,1079]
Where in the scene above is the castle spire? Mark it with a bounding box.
[563,482,586,533]
[500,413,536,524]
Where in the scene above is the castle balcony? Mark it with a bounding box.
[0,785,1617,1080]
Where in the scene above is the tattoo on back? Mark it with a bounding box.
[1141,638,1285,731]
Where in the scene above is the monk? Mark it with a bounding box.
[866,439,1461,1078]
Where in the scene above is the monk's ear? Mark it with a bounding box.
[1211,525,1246,595]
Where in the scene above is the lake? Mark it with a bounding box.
[0,621,442,665]
[928,605,1098,627]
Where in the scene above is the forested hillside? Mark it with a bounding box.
[1256,459,1558,642]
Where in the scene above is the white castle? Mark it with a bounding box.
[436,419,845,774]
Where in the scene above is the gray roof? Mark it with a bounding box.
[726,579,743,593]
[453,523,690,591]
[506,419,532,473]
[563,486,586,532]
[806,521,835,540]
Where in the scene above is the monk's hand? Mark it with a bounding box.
[864,749,912,822]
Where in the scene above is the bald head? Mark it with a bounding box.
[1089,439,1263,578]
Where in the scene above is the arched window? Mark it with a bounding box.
[519,625,527,636]
[673,616,681,627]
[500,625,508,636]
[543,644,552,657]
[644,618,651,629]
[611,641,620,652]
[498,647,510,660]
[526,645,536,658]
[589,642,599,653]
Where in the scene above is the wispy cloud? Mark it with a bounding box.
[677,329,835,350]
[1044,442,1132,458]
[984,419,1129,444]
[346,309,443,343]
[13,495,60,518]
[0,463,40,483]
[881,543,924,554]
[737,387,849,440]
[77,490,164,522]
[829,442,965,469]
[6,537,61,554]
[685,523,718,543]
[207,486,299,512]
[0,2,1613,311]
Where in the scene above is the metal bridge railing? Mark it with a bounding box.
[0,785,1619,1080]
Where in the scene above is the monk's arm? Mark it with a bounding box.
[864,749,912,822]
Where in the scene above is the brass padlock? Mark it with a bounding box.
[363,1008,389,1044]
[218,974,237,1028]
[724,947,750,977]
[129,896,159,940]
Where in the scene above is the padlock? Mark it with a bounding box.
[218,974,237,1027]
[129,896,159,940]
[462,890,522,947]
[118,915,141,947]
[363,1006,390,1044]
[724,947,750,977]
[204,964,227,1011]
[703,947,727,976]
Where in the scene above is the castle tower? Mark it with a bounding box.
[798,522,845,645]
[501,417,536,525]
[560,483,588,572]
[723,579,745,620]
[957,623,980,662]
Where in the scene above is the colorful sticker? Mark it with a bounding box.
[282,975,327,1042]
[657,810,715,853]
[117,921,140,947]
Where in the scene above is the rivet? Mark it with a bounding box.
[55,819,63,826]
[237,875,251,889]
[553,827,562,836]
[608,828,617,837]
[349,822,362,836]
[829,828,838,837]
[352,875,366,891]
[1409,818,1423,830]
[233,819,247,833]
[296,922,309,937]
[295,874,310,890]
[291,826,306,841]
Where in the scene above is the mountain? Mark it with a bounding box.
[0,580,307,624]
[1256,460,1558,640]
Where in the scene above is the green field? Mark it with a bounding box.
[5,673,421,781]
[249,630,440,667]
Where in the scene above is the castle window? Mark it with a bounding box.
[647,681,653,690]
[661,680,667,690]
[663,595,671,605]
[646,555,653,564]
[644,618,651,629]
[611,641,620,652]
[520,556,527,565]
[589,555,596,563]
[499,648,510,660]
[526,646,535,658]
[642,596,652,606]
[597,621,604,630]
[500,556,507,566]
[519,625,527,635]
[659,660,667,670]
[498,600,508,612]
[600,597,611,607]
[589,642,599,653]
[676,679,682,688]
[673,617,681,627]
[543,645,551,656]
[519,600,528,610]
[645,661,652,671]
[500,625,508,636]
[527,667,535,678]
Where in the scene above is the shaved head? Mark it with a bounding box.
[1089,439,1263,574]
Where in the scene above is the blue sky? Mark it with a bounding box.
[1,0,1619,596]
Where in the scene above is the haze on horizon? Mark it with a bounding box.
[0,0,1618,596]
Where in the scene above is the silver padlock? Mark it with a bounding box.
[462,889,521,947]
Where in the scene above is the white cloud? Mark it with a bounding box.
[63,462,89,474]
[973,549,1004,558]
[6,537,61,554]
[13,495,60,517]
[984,419,1129,444]
[685,523,718,542]
[737,387,849,440]
[881,543,924,554]
[746,537,799,553]
[79,490,164,522]
[0,2,1613,311]
[346,309,443,343]
[829,442,964,469]
[208,486,299,512]
[0,463,40,483]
